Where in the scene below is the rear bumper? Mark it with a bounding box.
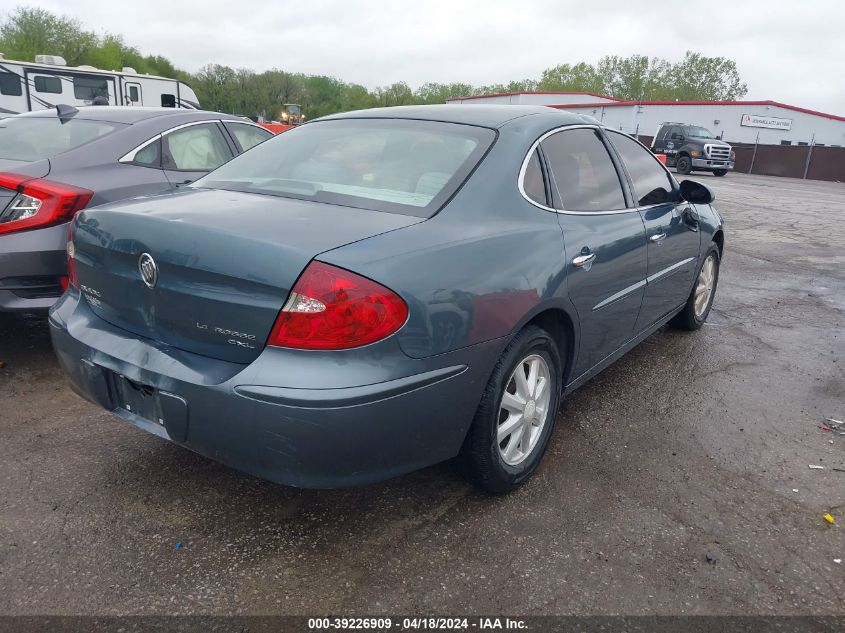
[692,158,734,170]
[0,223,68,312]
[49,291,500,488]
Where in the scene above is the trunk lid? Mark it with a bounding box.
[72,188,421,363]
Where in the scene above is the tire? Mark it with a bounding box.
[676,154,693,175]
[713,169,728,177]
[461,325,562,493]
[670,245,720,331]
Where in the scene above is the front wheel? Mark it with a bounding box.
[461,325,562,493]
[676,154,693,175]
[670,246,720,330]
[713,169,728,177]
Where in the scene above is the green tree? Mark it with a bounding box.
[474,78,538,95]
[414,82,474,104]
[669,52,747,101]
[192,64,238,113]
[83,34,125,71]
[373,81,414,107]
[537,62,604,93]
[299,74,346,118]
[0,7,96,65]
[340,83,377,112]
[256,69,304,119]
[596,54,672,100]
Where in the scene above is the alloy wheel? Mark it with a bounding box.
[497,354,552,466]
[694,254,716,318]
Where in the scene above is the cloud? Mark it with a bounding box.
[30,0,845,113]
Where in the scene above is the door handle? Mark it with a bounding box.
[572,253,596,268]
[650,232,667,243]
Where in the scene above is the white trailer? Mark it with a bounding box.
[0,54,200,118]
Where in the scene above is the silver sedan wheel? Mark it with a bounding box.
[497,354,552,466]
[694,254,717,318]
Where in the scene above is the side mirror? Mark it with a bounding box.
[680,179,715,205]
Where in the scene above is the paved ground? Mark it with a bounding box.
[0,172,843,615]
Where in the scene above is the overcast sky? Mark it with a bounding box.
[21,0,845,113]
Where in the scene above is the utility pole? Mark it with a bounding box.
[749,132,760,174]
[803,133,815,180]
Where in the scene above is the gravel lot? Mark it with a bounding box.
[0,172,843,615]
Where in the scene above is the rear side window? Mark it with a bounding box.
[0,72,22,96]
[161,94,176,108]
[541,128,626,212]
[195,119,496,218]
[34,76,62,94]
[0,117,122,162]
[133,138,162,167]
[73,77,109,101]
[161,123,232,171]
[522,149,547,206]
[608,131,675,206]
[225,122,273,152]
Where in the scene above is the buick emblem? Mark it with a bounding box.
[138,253,158,289]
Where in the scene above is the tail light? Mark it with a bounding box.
[66,223,78,289]
[0,173,93,236]
[267,261,408,350]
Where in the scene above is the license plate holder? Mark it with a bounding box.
[108,372,188,442]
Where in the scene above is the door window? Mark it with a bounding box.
[225,122,273,151]
[133,139,162,167]
[541,128,626,212]
[127,85,140,103]
[34,76,62,94]
[161,123,232,171]
[521,149,547,206]
[607,131,675,207]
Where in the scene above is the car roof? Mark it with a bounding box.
[14,106,244,125]
[319,104,590,129]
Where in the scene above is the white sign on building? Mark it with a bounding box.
[741,113,793,130]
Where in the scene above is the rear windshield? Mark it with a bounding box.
[194,119,496,217]
[0,116,123,162]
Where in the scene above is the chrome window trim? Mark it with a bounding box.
[119,119,227,164]
[119,133,161,164]
[224,120,272,133]
[517,124,637,216]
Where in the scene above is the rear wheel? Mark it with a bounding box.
[670,245,720,331]
[713,169,728,177]
[676,154,693,175]
[461,325,562,493]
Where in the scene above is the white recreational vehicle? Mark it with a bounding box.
[0,53,200,118]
